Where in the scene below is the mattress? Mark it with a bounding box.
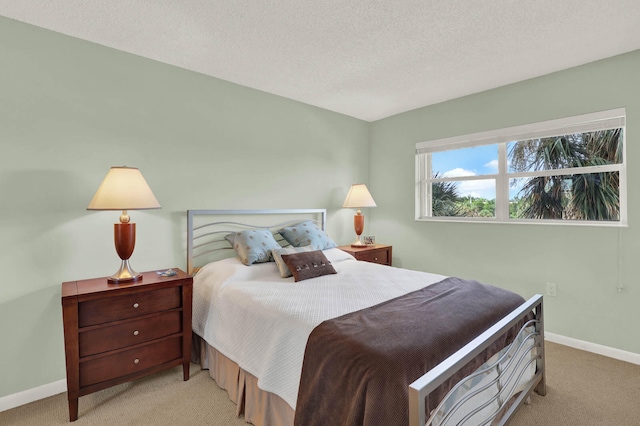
[191,248,447,409]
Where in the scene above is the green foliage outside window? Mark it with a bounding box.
[431,129,622,221]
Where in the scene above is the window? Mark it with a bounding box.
[415,109,626,225]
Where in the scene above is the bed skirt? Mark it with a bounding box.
[192,328,536,426]
[192,333,295,426]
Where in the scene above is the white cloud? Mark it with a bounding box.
[484,160,499,171]
[442,168,476,178]
[441,167,496,199]
[457,179,495,199]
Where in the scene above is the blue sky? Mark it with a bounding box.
[432,144,523,200]
[432,145,498,177]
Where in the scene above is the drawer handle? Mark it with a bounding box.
[133,303,139,308]
[134,358,140,364]
[374,257,378,261]
[133,330,139,336]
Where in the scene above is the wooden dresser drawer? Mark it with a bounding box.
[78,287,181,327]
[62,269,193,421]
[358,249,390,265]
[79,336,183,388]
[79,310,182,357]
[337,244,392,266]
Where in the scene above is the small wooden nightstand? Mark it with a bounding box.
[338,244,392,266]
[61,269,193,421]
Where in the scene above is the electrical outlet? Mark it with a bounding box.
[546,282,557,297]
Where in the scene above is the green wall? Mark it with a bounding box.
[0,17,369,398]
[2,13,639,403]
[370,50,640,354]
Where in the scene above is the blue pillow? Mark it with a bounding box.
[225,229,281,266]
[278,220,337,250]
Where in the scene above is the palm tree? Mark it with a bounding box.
[570,129,622,221]
[432,172,461,216]
[508,129,622,221]
[509,135,584,219]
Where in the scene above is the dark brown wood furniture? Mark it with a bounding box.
[338,244,392,266]
[61,268,193,421]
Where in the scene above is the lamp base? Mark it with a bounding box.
[350,235,367,247]
[108,259,142,284]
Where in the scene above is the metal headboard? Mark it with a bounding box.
[187,209,327,274]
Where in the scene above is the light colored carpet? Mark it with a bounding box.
[1,342,639,425]
[0,365,247,426]
[510,342,640,425]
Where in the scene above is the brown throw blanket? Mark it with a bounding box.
[294,277,526,426]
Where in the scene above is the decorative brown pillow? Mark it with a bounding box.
[280,250,337,282]
[272,246,316,278]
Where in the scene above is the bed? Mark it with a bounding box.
[187,209,546,426]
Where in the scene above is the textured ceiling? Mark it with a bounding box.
[1,1,639,122]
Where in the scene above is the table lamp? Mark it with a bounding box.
[342,184,377,247]
[87,166,161,283]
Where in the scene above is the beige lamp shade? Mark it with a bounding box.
[342,184,377,209]
[87,166,161,211]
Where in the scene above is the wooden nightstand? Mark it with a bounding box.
[61,269,193,421]
[338,244,392,266]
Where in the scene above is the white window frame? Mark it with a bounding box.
[415,108,627,226]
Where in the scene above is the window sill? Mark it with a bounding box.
[415,216,628,227]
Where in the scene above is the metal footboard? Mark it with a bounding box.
[409,294,545,426]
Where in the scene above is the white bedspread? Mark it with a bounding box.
[192,248,447,409]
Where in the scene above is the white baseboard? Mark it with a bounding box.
[0,379,66,413]
[546,332,640,365]
[2,333,639,413]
